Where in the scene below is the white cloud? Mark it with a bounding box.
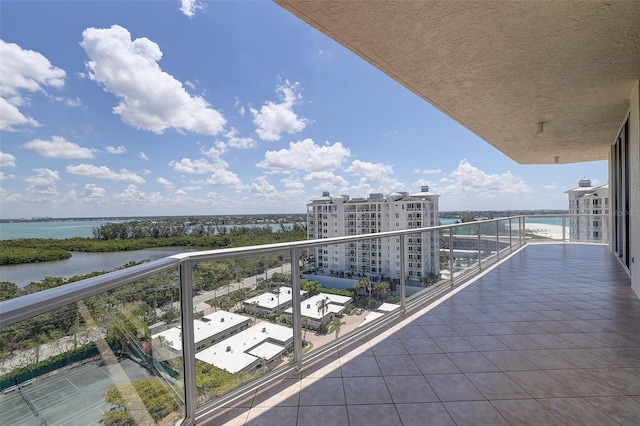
[250,176,278,197]
[197,169,245,189]
[25,168,60,195]
[345,159,404,195]
[105,145,126,154]
[180,185,202,191]
[114,184,163,204]
[0,97,40,131]
[544,184,559,191]
[250,81,309,141]
[22,136,94,159]
[169,158,216,174]
[429,160,532,200]
[413,168,442,175]
[0,40,65,131]
[257,138,350,172]
[180,0,205,18]
[66,163,145,183]
[1,151,17,168]
[81,25,225,135]
[304,171,349,188]
[224,128,256,149]
[82,183,107,200]
[0,171,16,180]
[139,151,149,160]
[157,177,174,190]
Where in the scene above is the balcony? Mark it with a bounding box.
[1,216,638,425]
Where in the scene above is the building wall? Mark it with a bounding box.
[629,80,639,296]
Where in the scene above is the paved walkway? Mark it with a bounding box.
[209,244,640,425]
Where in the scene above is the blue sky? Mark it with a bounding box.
[0,1,607,219]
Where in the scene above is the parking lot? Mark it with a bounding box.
[0,358,153,425]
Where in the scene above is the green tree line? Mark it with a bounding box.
[0,222,307,265]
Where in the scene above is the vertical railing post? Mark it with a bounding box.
[449,228,454,286]
[496,220,500,259]
[562,215,566,242]
[291,247,303,370]
[522,216,526,244]
[477,223,482,270]
[180,260,197,424]
[509,218,513,252]
[517,217,521,246]
[399,234,406,312]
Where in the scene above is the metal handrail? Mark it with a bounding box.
[0,213,608,425]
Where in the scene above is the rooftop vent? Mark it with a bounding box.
[307,304,311,309]
[226,346,232,352]
[262,327,267,333]
[220,318,224,322]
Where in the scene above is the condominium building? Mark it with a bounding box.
[306,186,440,282]
[566,178,610,242]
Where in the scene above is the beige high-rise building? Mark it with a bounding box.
[306,186,439,283]
[566,178,609,242]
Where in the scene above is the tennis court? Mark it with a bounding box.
[0,358,153,425]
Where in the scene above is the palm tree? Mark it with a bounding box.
[356,278,371,306]
[250,301,259,324]
[373,281,391,301]
[302,316,309,341]
[329,317,346,339]
[316,297,330,324]
[225,282,234,296]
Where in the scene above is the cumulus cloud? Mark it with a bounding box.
[0,40,66,131]
[180,0,205,18]
[413,168,442,175]
[25,168,60,195]
[80,25,225,135]
[304,171,349,188]
[169,157,217,174]
[345,159,404,194]
[197,169,245,189]
[66,163,145,183]
[139,151,149,160]
[257,138,350,172]
[1,151,17,168]
[250,81,309,141]
[82,183,107,200]
[224,128,256,149]
[0,171,16,180]
[22,136,94,159]
[105,145,126,154]
[250,176,278,197]
[115,184,163,204]
[431,160,532,200]
[157,177,174,190]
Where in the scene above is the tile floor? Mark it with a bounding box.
[210,244,640,425]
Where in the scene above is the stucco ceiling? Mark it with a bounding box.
[275,0,640,164]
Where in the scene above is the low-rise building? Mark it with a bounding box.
[285,292,352,329]
[151,311,252,357]
[195,322,293,374]
[242,287,308,315]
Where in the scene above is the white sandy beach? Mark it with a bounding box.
[523,223,567,240]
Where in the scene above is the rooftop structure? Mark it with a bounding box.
[152,310,251,353]
[285,292,352,329]
[242,287,308,315]
[195,322,293,374]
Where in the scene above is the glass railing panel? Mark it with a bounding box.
[405,230,446,302]
[523,216,565,242]
[0,267,185,426]
[565,214,608,244]
[191,251,295,408]
[450,224,481,280]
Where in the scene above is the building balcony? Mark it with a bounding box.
[1,216,638,425]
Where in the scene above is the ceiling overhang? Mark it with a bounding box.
[275,1,640,164]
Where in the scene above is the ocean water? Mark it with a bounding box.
[0,219,125,239]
